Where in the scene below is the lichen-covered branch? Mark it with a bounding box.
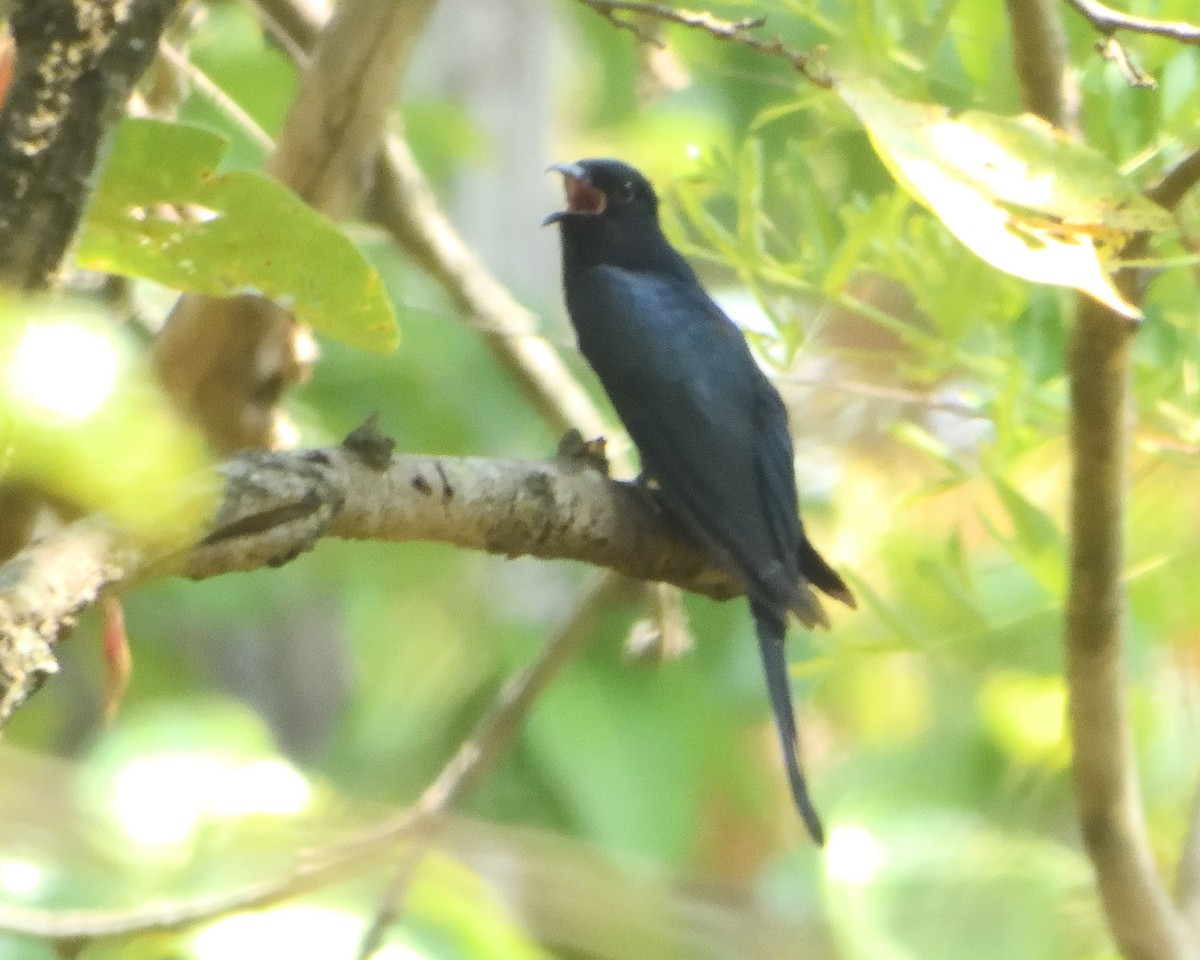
[0,427,749,725]
[0,0,183,561]
[0,0,182,291]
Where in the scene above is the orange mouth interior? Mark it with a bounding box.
[564,175,606,215]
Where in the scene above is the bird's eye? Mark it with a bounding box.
[614,180,637,204]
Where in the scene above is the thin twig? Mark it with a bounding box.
[1147,145,1200,210]
[158,41,275,152]
[1095,34,1157,88]
[571,0,833,88]
[355,574,631,958]
[1063,0,1200,44]
[783,375,990,420]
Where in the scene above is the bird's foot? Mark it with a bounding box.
[556,428,610,475]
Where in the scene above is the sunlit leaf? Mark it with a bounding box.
[78,119,398,353]
[0,299,214,543]
[838,79,1174,319]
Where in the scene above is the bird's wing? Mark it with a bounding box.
[571,267,802,607]
[753,383,804,585]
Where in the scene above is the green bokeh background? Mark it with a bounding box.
[3,1,1200,957]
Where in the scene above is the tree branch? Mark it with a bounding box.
[247,0,612,441]
[568,0,833,88]
[1065,143,1200,957]
[1063,0,1200,44]
[355,574,631,958]
[0,0,183,560]
[1147,145,1200,210]
[0,425,754,724]
[154,0,438,453]
[370,137,610,439]
[0,0,182,291]
[1004,0,1074,131]
[1067,296,1199,960]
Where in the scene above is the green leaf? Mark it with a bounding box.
[989,473,1061,558]
[985,472,1064,594]
[0,299,215,544]
[78,119,398,354]
[838,79,1174,320]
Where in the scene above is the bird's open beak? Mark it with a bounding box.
[543,163,606,226]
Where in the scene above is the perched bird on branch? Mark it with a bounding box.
[545,158,854,844]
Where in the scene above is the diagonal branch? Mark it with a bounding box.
[370,137,609,439]
[0,0,183,560]
[0,0,183,291]
[354,573,631,958]
[0,576,632,941]
[250,0,611,441]
[154,0,438,453]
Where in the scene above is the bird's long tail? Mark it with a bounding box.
[751,601,825,845]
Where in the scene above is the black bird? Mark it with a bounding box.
[544,158,855,844]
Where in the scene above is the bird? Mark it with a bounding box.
[544,158,855,844]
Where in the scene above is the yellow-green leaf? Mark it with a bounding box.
[838,79,1174,319]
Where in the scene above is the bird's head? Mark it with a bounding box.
[542,158,659,228]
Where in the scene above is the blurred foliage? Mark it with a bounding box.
[2,0,1200,958]
[78,119,399,354]
[0,299,214,543]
